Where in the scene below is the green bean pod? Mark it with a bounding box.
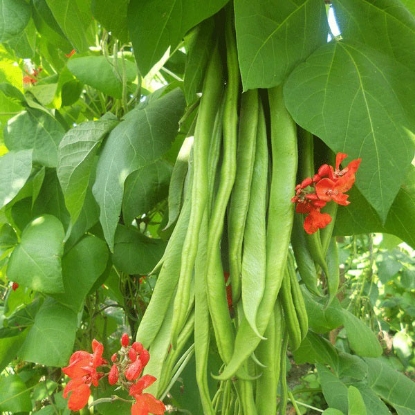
[215,85,297,380]
[205,9,239,364]
[255,300,284,414]
[279,268,302,351]
[325,236,340,306]
[241,96,268,339]
[278,333,289,414]
[228,89,259,304]
[287,250,308,339]
[170,42,224,346]
[291,213,321,296]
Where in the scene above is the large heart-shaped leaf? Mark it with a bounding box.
[284,39,415,221]
[7,215,65,294]
[128,0,228,76]
[235,0,328,90]
[0,374,31,412]
[18,298,77,367]
[332,0,415,72]
[0,150,32,209]
[92,88,185,249]
[57,114,118,223]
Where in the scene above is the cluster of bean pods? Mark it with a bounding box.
[136,9,339,415]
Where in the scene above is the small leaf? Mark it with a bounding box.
[5,109,65,167]
[284,40,415,221]
[57,114,119,223]
[0,150,32,209]
[92,88,185,249]
[7,215,65,294]
[122,160,172,224]
[323,410,345,415]
[235,0,328,89]
[52,235,108,311]
[0,374,32,412]
[0,0,31,43]
[18,297,78,366]
[341,309,383,357]
[318,363,348,413]
[91,0,129,43]
[348,386,367,415]
[67,56,137,98]
[112,225,167,275]
[128,0,228,76]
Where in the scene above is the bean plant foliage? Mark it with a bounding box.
[0,0,414,414]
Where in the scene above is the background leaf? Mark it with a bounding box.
[67,56,137,98]
[284,39,415,221]
[128,0,228,76]
[318,363,348,413]
[348,385,367,415]
[5,109,65,168]
[0,0,31,43]
[235,0,328,90]
[0,374,31,412]
[18,298,77,366]
[0,150,32,210]
[7,215,65,294]
[335,165,415,249]
[57,114,118,223]
[45,0,93,52]
[112,225,167,275]
[341,309,383,357]
[92,88,185,249]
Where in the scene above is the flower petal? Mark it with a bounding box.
[142,393,166,414]
[304,210,332,234]
[67,383,91,411]
[129,374,157,397]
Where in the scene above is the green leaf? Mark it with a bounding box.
[323,410,345,415]
[365,357,415,415]
[122,160,172,224]
[45,0,93,52]
[352,384,392,415]
[112,225,167,275]
[5,109,65,167]
[6,19,37,58]
[284,39,415,221]
[294,332,339,367]
[0,150,32,210]
[128,0,228,76]
[332,0,415,72]
[92,88,185,249]
[0,0,31,43]
[67,56,137,98]
[341,309,383,357]
[0,374,32,412]
[318,363,349,413]
[91,0,129,43]
[0,331,27,373]
[335,166,415,250]
[52,235,108,311]
[348,385,367,415]
[235,0,328,90]
[7,215,65,294]
[18,297,77,366]
[57,114,119,224]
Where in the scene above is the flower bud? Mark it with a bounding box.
[121,333,130,347]
[125,358,143,381]
[108,364,119,385]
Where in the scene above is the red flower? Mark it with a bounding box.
[108,364,119,385]
[292,153,361,234]
[121,333,130,347]
[11,282,19,291]
[129,375,165,415]
[62,340,106,411]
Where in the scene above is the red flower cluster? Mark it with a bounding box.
[62,334,165,415]
[291,153,361,234]
[109,334,165,415]
[62,339,106,411]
